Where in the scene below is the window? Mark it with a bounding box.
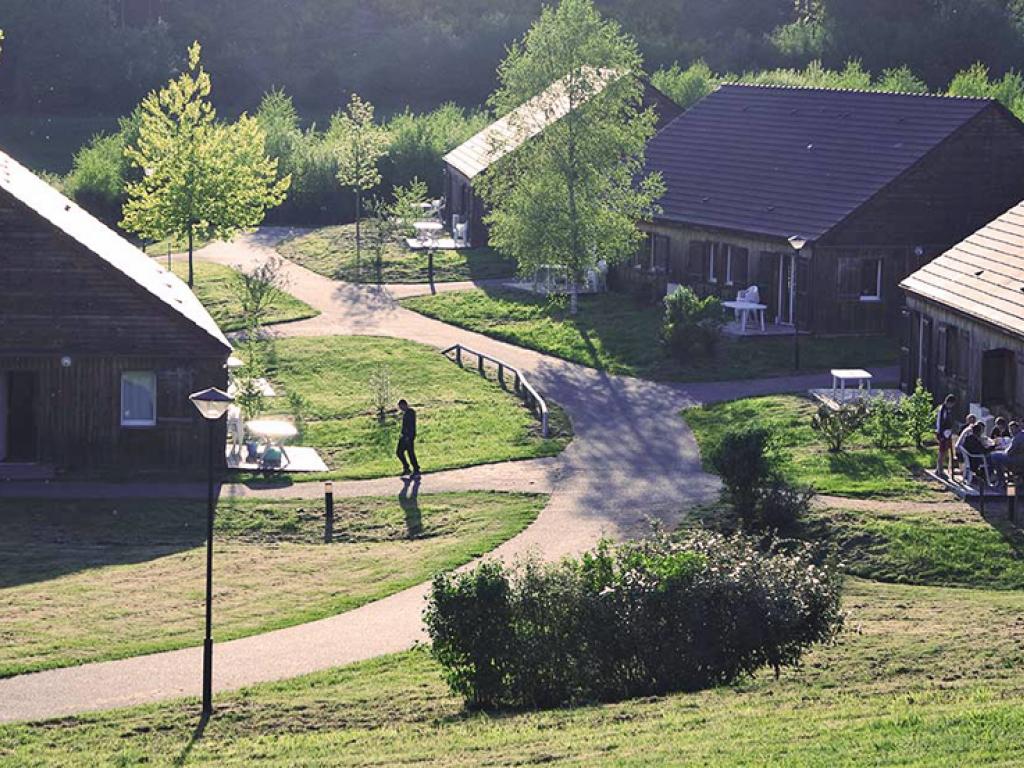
[726,247,749,286]
[651,235,670,273]
[859,258,882,301]
[708,243,721,283]
[121,371,157,427]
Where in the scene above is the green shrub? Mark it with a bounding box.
[862,396,907,450]
[756,481,816,532]
[425,531,844,710]
[708,426,777,516]
[810,401,867,453]
[902,380,936,449]
[661,285,725,358]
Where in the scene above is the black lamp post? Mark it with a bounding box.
[787,235,808,370]
[188,386,234,718]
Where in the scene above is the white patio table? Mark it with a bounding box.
[245,419,298,467]
[830,369,873,399]
[413,221,443,245]
[722,300,767,333]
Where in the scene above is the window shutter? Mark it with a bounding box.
[936,325,947,373]
[687,241,707,281]
[732,247,750,286]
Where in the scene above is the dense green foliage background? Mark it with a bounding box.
[3,0,1023,117]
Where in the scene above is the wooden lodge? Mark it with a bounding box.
[901,201,1024,415]
[619,84,1024,335]
[442,72,681,248]
[0,149,232,476]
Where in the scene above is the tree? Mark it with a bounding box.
[332,93,389,276]
[475,0,664,314]
[122,42,290,287]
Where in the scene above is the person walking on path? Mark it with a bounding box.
[935,393,957,477]
[396,399,421,478]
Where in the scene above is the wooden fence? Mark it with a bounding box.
[441,344,549,438]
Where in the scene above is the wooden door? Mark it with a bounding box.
[6,372,37,462]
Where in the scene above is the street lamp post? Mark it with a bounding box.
[188,386,234,718]
[787,235,808,371]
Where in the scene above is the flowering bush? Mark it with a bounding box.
[425,531,844,710]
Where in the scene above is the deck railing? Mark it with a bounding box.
[441,344,549,438]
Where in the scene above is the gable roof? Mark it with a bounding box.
[443,68,619,179]
[646,84,997,242]
[901,200,1024,338]
[0,148,231,354]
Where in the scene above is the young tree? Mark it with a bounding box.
[122,42,290,288]
[331,94,389,275]
[475,0,664,314]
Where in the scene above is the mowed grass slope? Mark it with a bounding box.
[402,288,899,381]
[264,336,570,479]
[167,259,319,332]
[4,579,1024,766]
[278,224,517,283]
[684,394,933,499]
[0,492,544,677]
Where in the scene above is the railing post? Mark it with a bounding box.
[478,354,485,376]
[497,363,504,387]
[455,346,462,367]
[514,371,521,394]
[542,411,549,438]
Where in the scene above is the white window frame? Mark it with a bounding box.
[120,371,157,427]
[708,243,719,284]
[859,258,883,302]
[724,246,734,286]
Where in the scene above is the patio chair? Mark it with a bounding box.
[958,445,1001,491]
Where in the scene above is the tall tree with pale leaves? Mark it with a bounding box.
[332,94,389,274]
[475,0,663,314]
[122,42,289,287]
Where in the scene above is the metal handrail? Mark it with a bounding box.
[441,344,549,437]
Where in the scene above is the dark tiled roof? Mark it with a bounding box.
[902,201,1024,338]
[646,84,995,241]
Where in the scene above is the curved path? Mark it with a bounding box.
[0,229,897,722]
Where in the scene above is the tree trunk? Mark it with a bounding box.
[570,282,579,315]
[354,190,362,278]
[187,226,194,289]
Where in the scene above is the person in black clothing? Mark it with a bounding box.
[396,399,420,477]
[956,421,995,480]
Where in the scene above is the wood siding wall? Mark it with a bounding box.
[0,355,227,470]
[903,295,1024,417]
[0,187,230,470]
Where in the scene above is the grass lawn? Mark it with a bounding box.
[0,492,544,678]
[164,259,319,332]
[402,288,900,381]
[260,336,571,480]
[277,224,517,283]
[4,579,1024,766]
[807,503,1024,591]
[684,394,934,499]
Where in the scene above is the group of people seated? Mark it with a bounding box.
[937,394,1024,486]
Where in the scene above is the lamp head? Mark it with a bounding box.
[788,235,808,252]
[189,387,234,420]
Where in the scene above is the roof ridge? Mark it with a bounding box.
[718,81,995,102]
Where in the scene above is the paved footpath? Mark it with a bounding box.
[0,229,898,722]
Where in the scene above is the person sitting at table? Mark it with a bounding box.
[956,414,978,445]
[956,421,995,479]
[990,421,1024,477]
[991,417,1009,440]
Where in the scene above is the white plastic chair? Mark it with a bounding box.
[227,405,245,454]
[958,445,999,490]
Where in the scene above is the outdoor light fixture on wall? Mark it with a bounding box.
[60,356,72,368]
